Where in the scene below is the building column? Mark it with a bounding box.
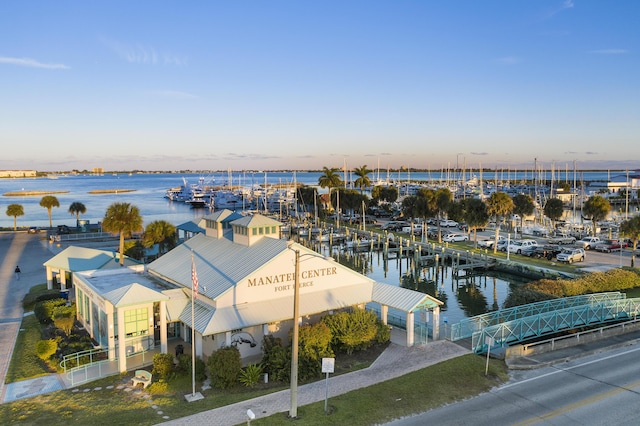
[117,308,127,373]
[59,270,67,290]
[46,267,53,290]
[106,302,116,360]
[225,331,232,347]
[406,311,415,346]
[380,305,389,325]
[432,306,440,341]
[159,300,168,354]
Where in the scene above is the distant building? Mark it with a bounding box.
[92,167,105,174]
[0,170,36,178]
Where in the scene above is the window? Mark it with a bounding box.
[124,308,149,337]
[252,228,257,235]
[77,288,84,319]
[259,227,264,235]
[272,226,277,234]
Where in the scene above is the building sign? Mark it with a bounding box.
[246,266,338,293]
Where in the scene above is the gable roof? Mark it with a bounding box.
[43,246,138,272]
[147,233,288,300]
[231,214,282,228]
[372,282,443,311]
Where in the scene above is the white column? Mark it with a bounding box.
[406,311,415,346]
[380,305,389,325]
[225,331,232,347]
[432,306,440,341]
[46,267,53,290]
[159,300,168,354]
[106,301,116,360]
[59,270,67,290]
[117,308,127,373]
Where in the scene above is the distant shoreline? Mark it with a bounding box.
[3,189,137,196]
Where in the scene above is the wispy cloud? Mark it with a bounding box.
[100,37,187,66]
[149,90,198,100]
[589,49,628,55]
[546,0,575,19]
[497,56,522,65]
[470,152,489,156]
[0,56,70,69]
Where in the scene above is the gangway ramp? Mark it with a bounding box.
[472,297,640,354]
[445,292,626,341]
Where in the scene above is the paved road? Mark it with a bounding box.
[0,232,56,400]
[387,343,640,425]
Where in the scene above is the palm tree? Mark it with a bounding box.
[39,195,60,229]
[486,192,514,254]
[582,195,610,236]
[620,215,640,267]
[543,198,564,231]
[434,188,452,243]
[102,202,144,266]
[353,165,372,193]
[6,204,24,231]
[318,167,343,212]
[462,198,489,247]
[512,194,535,238]
[68,202,87,227]
[142,220,177,257]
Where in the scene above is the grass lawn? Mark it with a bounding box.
[0,353,507,425]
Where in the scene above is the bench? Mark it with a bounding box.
[131,370,152,389]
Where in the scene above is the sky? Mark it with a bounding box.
[1,1,638,172]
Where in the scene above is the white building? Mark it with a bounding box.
[45,210,443,373]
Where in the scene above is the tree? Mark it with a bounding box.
[39,195,60,229]
[353,165,372,193]
[318,167,343,212]
[371,185,398,204]
[582,195,611,236]
[142,220,177,257]
[620,215,640,267]
[434,188,453,243]
[6,204,24,231]
[462,198,489,247]
[102,202,144,266]
[486,192,514,253]
[543,198,564,230]
[68,202,87,227]
[512,194,535,238]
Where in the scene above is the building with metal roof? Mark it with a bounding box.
[50,210,442,373]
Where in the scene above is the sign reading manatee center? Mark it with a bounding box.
[247,266,338,293]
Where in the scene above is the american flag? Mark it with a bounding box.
[191,255,199,299]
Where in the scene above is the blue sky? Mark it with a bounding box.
[1,1,638,172]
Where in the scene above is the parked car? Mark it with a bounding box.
[548,233,576,245]
[442,233,469,242]
[577,236,600,250]
[507,239,539,254]
[57,225,70,235]
[519,245,540,257]
[594,239,627,253]
[28,226,40,234]
[439,219,458,227]
[458,222,485,232]
[556,248,586,263]
[478,235,507,249]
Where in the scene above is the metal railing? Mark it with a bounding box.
[445,292,626,341]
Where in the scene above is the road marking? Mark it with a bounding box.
[511,378,640,426]
[498,345,640,390]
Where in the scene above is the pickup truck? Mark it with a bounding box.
[547,234,576,245]
[478,235,506,249]
[577,237,601,250]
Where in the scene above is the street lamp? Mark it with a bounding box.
[290,248,301,418]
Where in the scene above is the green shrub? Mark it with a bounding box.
[34,298,67,324]
[53,317,75,336]
[177,353,207,381]
[52,303,75,319]
[239,363,263,388]
[322,308,380,354]
[207,346,241,389]
[35,339,58,360]
[261,335,290,382]
[152,353,175,379]
[375,321,392,344]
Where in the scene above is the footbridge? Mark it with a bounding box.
[442,292,640,354]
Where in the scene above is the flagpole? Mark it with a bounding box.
[191,251,196,397]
